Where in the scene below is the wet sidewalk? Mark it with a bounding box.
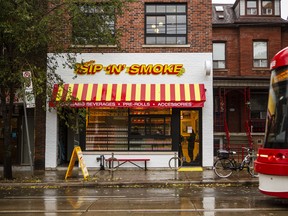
[0,166,259,187]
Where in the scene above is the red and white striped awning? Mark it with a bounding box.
[49,83,206,108]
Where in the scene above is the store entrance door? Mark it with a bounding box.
[180,110,201,166]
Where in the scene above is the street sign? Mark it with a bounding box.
[22,71,35,108]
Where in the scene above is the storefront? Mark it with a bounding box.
[46,53,213,169]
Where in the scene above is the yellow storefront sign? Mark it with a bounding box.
[65,146,89,180]
[74,60,185,76]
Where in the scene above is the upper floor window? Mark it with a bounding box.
[145,4,187,45]
[253,41,268,68]
[262,1,273,15]
[213,42,226,69]
[246,0,257,15]
[72,4,115,45]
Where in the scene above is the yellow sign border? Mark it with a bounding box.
[65,146,89,180]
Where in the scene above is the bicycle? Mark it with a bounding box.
[213,147,259,178]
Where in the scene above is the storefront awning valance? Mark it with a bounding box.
[49,83,206,108]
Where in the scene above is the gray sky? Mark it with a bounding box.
[212,0,288,20]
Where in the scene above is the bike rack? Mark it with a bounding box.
[173,152,178,169]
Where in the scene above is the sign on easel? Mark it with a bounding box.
[65,146,89,180]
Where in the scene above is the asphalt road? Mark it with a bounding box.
[0,185,287,215]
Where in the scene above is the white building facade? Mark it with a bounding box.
[46,52,213,169]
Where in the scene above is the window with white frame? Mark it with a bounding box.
[72,3,115,45]
[246,0,257,15]
[262,0,273,15]
[253,41,268,68]
[213,43,226,69]
[145,3,187,45]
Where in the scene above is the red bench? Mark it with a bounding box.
[105,158,150,171]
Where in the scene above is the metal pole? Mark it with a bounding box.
[111,153,114,171]
[174,152,177,169]
[23,99,34,176]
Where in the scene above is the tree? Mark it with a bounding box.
[0,0,130,179]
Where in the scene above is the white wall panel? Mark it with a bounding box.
[45,109,58,168]
[48,53,212,85]
[82,152,176,168]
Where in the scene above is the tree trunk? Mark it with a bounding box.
[1,90,13,179]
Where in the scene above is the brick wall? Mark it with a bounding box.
[282,29,288,48]
[213,27,240,76]
[49,0,212,53]
[34,95,46,170]
[239,26,282,77]
[213,25,286,78]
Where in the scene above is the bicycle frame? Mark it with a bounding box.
[213,147,258,178]
[239,153,251,169]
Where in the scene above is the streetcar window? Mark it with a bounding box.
[265,66,288,149]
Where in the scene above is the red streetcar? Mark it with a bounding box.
[255,47,288,198]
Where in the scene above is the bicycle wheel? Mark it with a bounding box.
[213,159,233,178]
[247,158,259,177]
[168,156,183,170]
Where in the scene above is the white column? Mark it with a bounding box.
[202,65,214,167]
[45,109,58,169]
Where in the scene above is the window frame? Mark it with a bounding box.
[253,41,268,68]
[144,3,187,45]
[85,108,173,151]
[246,0,258,15]
[212,42,226,69]
[261,0,274,16]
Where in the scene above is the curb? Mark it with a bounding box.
[0,179,259,188]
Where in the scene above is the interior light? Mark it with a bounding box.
[158,22,163,26]
[151,24,156,28]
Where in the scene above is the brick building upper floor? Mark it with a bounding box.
[49,0,212,54]
[212,0,288,79]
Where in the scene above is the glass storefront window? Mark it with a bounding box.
[85,108,172,151]
[86,108,128,150]
[149,118,164,135]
